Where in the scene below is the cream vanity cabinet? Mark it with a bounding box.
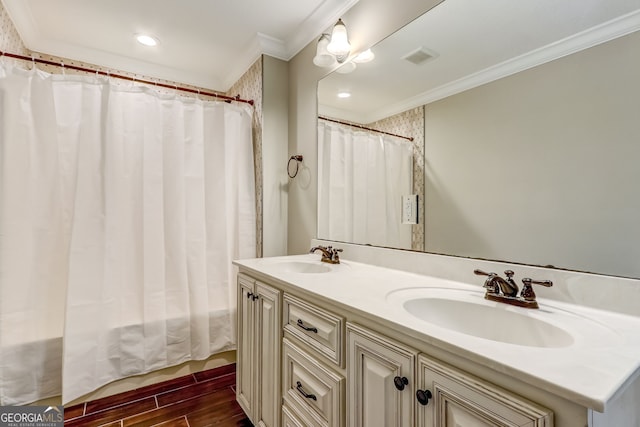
[416,354,552,426]
[346,323,552,427]
[236,271,553,427]
[236,273,282,427]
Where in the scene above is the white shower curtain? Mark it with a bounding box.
[0,66,67,405]
[318,120,413,249]
[0,64,256,405]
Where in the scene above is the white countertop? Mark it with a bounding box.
[234,254,640,413]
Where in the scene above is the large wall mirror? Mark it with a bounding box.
[317,0,640,278]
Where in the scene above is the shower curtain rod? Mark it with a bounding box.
[0,50,254,106]
[318,115,414,142]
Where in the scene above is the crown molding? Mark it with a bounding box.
[2,0,359,92]
[223,0,359,91]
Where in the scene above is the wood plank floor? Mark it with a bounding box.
[64,363,252,427]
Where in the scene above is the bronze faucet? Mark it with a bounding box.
[310,245,343,264]
[474,269,552,309]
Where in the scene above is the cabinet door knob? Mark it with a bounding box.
[247,292,253,299]
[296,381,317,401]
[416,389,433,405]
[296,319,318,333]
[252,294,259,301]
[393,376,409,391]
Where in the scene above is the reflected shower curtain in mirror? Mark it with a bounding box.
[318,121,413,249]
[0,64,256,404]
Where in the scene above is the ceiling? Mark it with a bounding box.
[318,0,640,124]
[1,0,358,91]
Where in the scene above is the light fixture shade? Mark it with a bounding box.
[335,61,356,74]
[313,34,337,67]
[327,19,351,63]
[353,48,375,63]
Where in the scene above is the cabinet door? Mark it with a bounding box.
[347,323,416,427]
[254,281,282,427]
[416,354,553,427]
[236,275,255,418]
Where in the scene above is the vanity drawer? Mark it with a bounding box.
[284,293,344,366]
[282,338,344,427]
[283,403,314,427]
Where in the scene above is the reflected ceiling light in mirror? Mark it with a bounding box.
[313,33,337,67]
[136,34,158,47]
[337,91,351,98]
[353,48,375,63]
[326,19,351,63]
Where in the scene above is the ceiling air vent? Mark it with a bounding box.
[402,47,437,65]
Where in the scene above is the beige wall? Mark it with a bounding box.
[286,0,442,255]
[262,56,290,256]
[423,31,640,278]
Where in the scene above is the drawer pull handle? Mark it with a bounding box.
[296,381,317,401]
[297,319,318,333]
[416,389,433,405]
[393,376,409,391]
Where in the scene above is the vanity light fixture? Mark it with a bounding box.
[136,34,158,47]
[335,61,357,74]
[313,19,370,70]
[353,48,375,63]
[313,33,337,67]
[326,48,374,74]
[326,19,351,63]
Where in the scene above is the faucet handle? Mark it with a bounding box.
[520,278,553,301]
[473,269,496,277]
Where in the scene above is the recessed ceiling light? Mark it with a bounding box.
[136,34,158,47]
[337,91,351,98]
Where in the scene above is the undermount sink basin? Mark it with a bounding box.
[387,288,576,348]
[268,261,332,274]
